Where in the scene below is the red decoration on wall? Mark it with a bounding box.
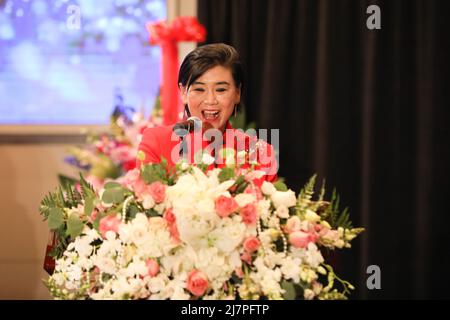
[146,17,206,125]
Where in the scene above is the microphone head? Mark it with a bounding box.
[173,116,203,137]
[187,116,202,131]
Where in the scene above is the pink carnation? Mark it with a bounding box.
[240,204,258,225]
[244,185,263,201]
[164,208,180,244]
[99,214,121,238]
[186,270,209,297]
[109,145,135,163]
[240,251,252,264]
[215,195,239,218]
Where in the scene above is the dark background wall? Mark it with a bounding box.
[198,0,450,299]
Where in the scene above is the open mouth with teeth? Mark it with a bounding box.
[202,110,220,121]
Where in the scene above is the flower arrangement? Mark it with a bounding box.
[40,153,363,300]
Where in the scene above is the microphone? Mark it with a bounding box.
[173,116,202,137]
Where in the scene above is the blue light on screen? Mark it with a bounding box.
[0,0,166,124]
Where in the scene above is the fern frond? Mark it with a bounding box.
[321,189,353,229]
[79,173,95,199]
[297,174,317,213]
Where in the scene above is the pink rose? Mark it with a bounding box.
[186,270,209,297]
[243,236,260,253]
[133,179,148,197]
[240,204,258,225]
[99,214,121,238]
[148,181,166,203]
[215,195,239,218]
[145,259,160,277]
[289,230,315,248]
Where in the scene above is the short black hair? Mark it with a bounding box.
[178,43,244,93]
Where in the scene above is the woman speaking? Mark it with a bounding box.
[137,43,278,182]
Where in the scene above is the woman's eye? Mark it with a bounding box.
[193,88,204,92]
[216,88,227,92]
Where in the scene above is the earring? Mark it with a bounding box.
[234,105,237,118]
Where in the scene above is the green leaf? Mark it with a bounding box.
[67,214,84,238]
[104,181,122,189]
[218,167,235,183]
[127,204,140,219]
[274,180,288,192]
[48,208,64,230]
[141,162,167,184]
[102,187,125,204]
[281,281,296,300]
[84,195,95,217]
[145,208,160,218]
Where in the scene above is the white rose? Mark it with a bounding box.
[275,205,290,219]
[142,194,155,209]
[234,193,255,207]
[271,190,297,209]
[261,181,277,196]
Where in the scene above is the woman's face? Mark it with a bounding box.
[181,65,240,132]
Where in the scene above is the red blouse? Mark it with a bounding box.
[136,122,278,182]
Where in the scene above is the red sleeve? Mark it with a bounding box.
[136,127,161,168]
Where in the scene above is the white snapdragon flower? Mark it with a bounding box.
[280,257,301,283]
[73,237,93,257]
[305,209,320,223]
